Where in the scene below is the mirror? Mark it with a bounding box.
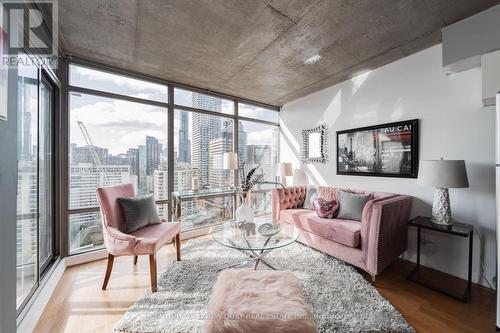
[308,132,321,158]
[302,124,328,164]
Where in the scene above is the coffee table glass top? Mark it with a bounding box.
[211,221,300,251]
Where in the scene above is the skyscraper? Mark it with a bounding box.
[238,121,247,168]
[71,145,108,165]
[18,111,32,160]
[146,136,161,176]
[138,144,147,192]
[247,145,272,164]
[208,122,232,187]
[69,164,130,252]
[191,94,222,187]
[178,111,191,163]
[127,148,140,176]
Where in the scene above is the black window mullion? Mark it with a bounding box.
[36,67,41,287]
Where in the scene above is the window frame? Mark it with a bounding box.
[63,57,280,257]
[15,59,62,317]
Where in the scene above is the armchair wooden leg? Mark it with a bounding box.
[102,254,114,290]
[175,234,181,261]
[371,274,377,285]
[149,254,157,292]
[133,255,138,265]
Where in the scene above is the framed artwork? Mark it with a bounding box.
[336,119,419,178]
[302,123,328,164]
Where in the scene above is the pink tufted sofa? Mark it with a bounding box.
[272,186,412,280]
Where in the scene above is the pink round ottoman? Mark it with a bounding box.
[204,270,317,333]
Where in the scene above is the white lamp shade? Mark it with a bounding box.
[277,162,293,177]
[223,152,238,170]
[293,168,308,185]
[417,160,469,188]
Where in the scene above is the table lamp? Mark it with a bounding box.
[293,168,308,186]
[417,159,469,225]
[277,162,293,187]
[223,152,238,188]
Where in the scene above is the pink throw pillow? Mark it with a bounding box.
[313,197,339,218]
[317,186,339,202]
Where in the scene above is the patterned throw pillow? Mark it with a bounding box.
[313,197,339,218]
[317,186,339,202]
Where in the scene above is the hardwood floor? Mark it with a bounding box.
[368,261,496,333]
[35,241,496,333]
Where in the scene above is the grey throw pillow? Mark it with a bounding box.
[336,191,372,221]
[303,187,317,209]
[118,194,161,233]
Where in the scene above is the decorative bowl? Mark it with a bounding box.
[258,223,281,237]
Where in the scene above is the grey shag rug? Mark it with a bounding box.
[115,240,414,333]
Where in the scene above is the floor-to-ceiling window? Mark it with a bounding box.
[16,65,39,309]
[16,60,58,311]
[66,61,279,252]
[172,88,236,230]
[39,75,56,273]
[237,103,279,216]
[68,64,168,255]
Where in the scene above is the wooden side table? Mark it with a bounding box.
[407,216,473,302]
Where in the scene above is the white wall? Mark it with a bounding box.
[280,44,496,288]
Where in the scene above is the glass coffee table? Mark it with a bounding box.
[212,221,300,271]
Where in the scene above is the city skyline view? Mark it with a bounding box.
[17,63,279,270]
[66,64,279,254]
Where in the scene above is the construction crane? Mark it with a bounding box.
[77,121,105,175]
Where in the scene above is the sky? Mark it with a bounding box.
[69,65,278,156]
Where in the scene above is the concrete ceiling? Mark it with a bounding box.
[59,0,500,107]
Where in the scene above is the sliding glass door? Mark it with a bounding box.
[39,75,55,274]
[16,64,56,310]
[16,66,39,308]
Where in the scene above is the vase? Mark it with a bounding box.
[235,191,254,223]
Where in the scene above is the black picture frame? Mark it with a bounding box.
[336,119,419,178]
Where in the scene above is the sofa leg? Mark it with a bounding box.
[371,274,377,284]
[133,255,138,265]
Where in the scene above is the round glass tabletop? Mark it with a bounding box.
[211,221,300,251]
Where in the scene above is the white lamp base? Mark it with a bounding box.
[281,176,287,187]
[431,188,452,225]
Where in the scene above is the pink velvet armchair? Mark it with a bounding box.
[96,184,181,292]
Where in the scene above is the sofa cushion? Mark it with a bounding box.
[132,222,181,255]
[279,209,361,248]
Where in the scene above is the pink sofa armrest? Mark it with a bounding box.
[362,195,412,275]
[272,186,308,221]
[103,224,137,256]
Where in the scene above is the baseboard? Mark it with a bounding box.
[65,248,108,267]
[17,258,66,333]
[396,258,495,293]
